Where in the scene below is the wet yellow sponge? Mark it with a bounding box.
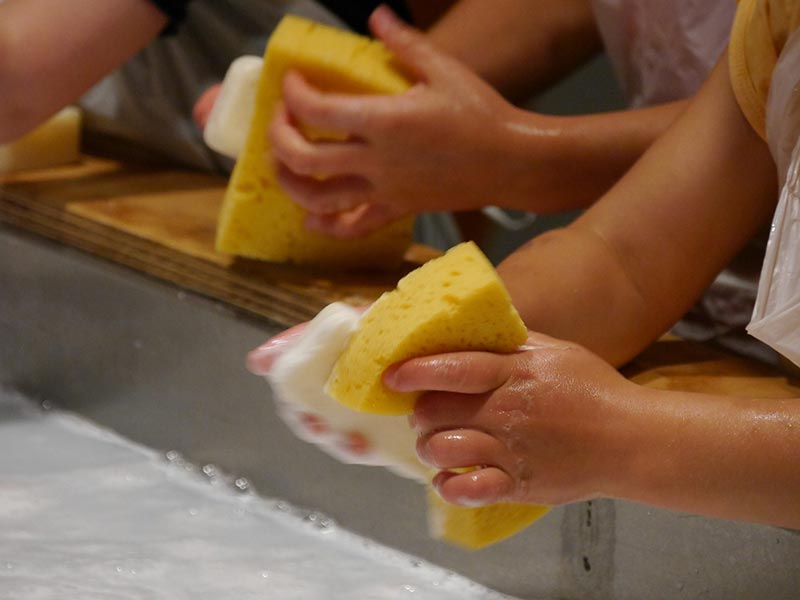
[216,15,414,268]
[327,241,528,414]
[426,487,550,550]
[326,241,549,549]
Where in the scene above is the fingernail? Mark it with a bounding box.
[382,364,400,389]
[341,431,371,456]
[245,332,302,375]
[407,414,417,431]
[299,412,329,435]
[245,345,278,375]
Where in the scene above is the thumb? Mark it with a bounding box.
[368,5,456,84]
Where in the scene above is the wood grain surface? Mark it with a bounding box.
[0,155,435,327]
[2,154,799,398]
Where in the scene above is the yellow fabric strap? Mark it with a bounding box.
[729,0,800,140]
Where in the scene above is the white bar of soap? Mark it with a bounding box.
[0,106,81,174]
[203,55,263,159]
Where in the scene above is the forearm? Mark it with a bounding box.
[499,56,777,365]
[496,100,687,213]
[0,0,165,142]
[610,385,800,529]
[425,0,601,102]
[499,227,657,366]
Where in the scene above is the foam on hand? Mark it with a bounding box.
[268,302,428,482]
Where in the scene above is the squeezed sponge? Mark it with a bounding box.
[325,241,549,549]
[327,241,528,415]
[215,15,414,268]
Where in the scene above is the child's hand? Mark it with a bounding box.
[246,306,394,467]
[247,323,375,459]
[384,331,638,507]
[269,6,535,238]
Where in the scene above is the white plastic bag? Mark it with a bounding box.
[747,28,800,366]
[590,0,735,107]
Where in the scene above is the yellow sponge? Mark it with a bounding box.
[216,15,414,268]
[427,487,550,550]
[327,241,528,415]
[326,241,548,549]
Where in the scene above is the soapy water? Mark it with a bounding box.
[0,389,511,599]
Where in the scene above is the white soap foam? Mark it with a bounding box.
[0,388,510,599]
[268,302,429,482]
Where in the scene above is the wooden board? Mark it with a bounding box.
[68,188,232,267]
[0,155,437,327]
[2,155,799,398]
[624,336,800,398]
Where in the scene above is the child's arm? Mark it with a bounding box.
[385,331,800,529]
[500,51,778,366]
[379,51,798,528]
[269,6,688,238]
[0,0,166,142]
[423,0,602,102]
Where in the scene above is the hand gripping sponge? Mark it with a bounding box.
[215,15,414,268]
[326,241,551,549]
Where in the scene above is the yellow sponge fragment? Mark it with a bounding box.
[216,15,414,268]
[426,487,550,550]
[327,241,528,415]
[0,107,81,174]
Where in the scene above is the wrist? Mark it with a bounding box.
[495,107,594,213]
[592,381,670,501]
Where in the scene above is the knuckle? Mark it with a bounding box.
[279,140,320,176]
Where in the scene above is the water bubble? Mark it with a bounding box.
[300,511,335,532]
[260,571,270,579]
[202,464,219,484]
[410,560,422,568]
[115,566,124,573]
[234,477,250,493]
[40,399,53,411]
[275,501,290,512]
[188,508,199,516]
[402,584,416,593]
[165,450,182,463]
[315,517,335,533]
